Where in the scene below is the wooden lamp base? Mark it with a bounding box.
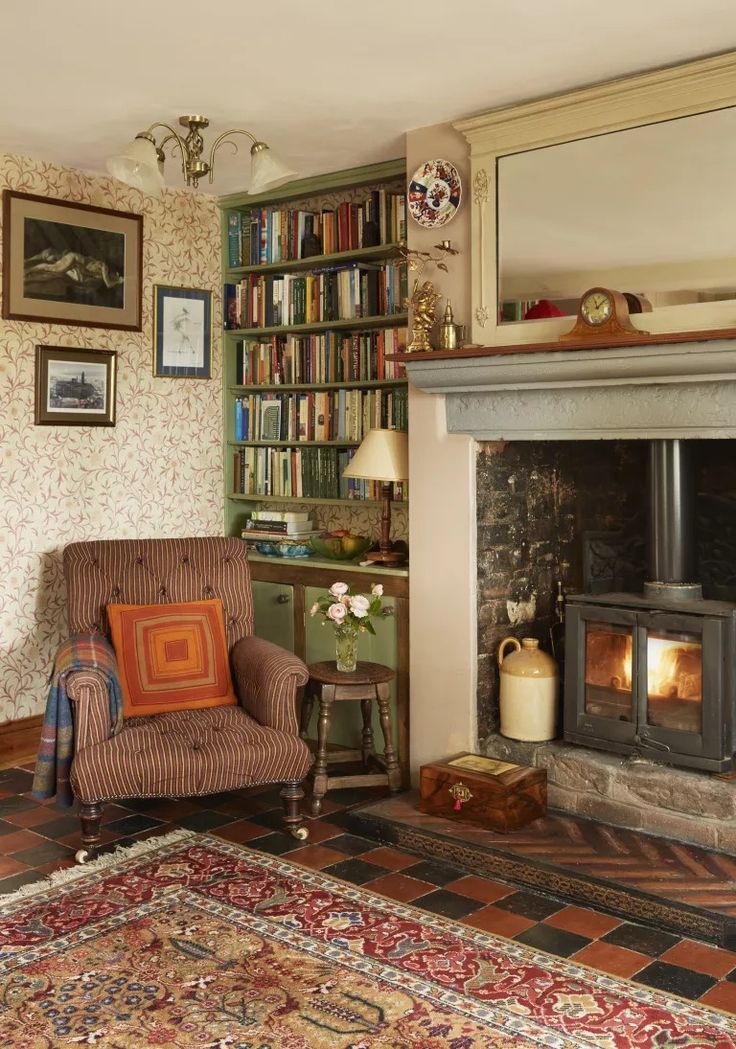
[367,481,407,565]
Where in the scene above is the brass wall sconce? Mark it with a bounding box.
[107,115,297,197]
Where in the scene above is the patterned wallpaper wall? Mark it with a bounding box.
[0,155,223,723]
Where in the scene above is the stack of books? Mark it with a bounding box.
[240,510,319,542]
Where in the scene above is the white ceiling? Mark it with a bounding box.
[2,0,736,196]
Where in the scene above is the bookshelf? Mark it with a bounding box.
[220,158,409,539]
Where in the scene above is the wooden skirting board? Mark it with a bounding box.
[0,714,42,769]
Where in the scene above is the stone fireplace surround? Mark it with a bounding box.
[403,334,736,854]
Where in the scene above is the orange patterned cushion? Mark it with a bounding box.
[107,599,238,717]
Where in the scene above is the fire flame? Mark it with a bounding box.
[647,637,701,701]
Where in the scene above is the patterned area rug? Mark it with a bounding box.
[0,830,733,1048]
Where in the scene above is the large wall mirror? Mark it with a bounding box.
[497,107,736,323]
[455,52,736,345]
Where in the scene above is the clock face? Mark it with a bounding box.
[580,290,613,326]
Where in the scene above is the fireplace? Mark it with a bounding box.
[401,332,736,780]
[564,439,736,771]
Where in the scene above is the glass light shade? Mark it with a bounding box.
[249,143,298,194]
[106,136,165,196]
[343,429,408,482]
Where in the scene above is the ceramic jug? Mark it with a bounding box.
[498,636,559,741]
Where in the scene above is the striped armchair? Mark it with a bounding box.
[62,537,312,861]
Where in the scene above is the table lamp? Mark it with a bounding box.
[343,428,408,564]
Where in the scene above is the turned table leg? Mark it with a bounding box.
[311,684,334,816]
[360,697,375,767]
[376,683,402,792]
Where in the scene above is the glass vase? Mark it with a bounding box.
[335,624,359,673]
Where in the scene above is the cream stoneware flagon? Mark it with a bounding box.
[498,637,559,742]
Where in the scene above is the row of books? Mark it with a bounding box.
[235,329,406,386]
[226,190,406,268]
[233,389,409,443]
[224,262,406,330]
[233,446,408,501]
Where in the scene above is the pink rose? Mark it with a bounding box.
[348,594,370,618]
[329,581,349,597]
[371,583,384,597]
[326,602,347,624]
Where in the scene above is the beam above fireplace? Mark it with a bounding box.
[399,336,736,441]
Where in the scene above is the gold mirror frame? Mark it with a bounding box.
[454,52,736,347]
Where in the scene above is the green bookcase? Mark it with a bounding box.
[219,158,409,538]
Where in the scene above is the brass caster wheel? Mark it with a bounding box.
[74,849,90,865]
[290,825,309,842]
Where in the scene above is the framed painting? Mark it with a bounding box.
[153,284,212,378]
[35,346,117,426]
[2,190,142,330]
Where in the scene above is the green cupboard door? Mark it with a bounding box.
[304,585,398,751]
[251,580,295,651]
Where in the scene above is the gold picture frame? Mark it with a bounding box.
[2,191,142,330]
[35,345,117,426]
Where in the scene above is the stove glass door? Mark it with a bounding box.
[584,622,634,722]
[644,627,703,734]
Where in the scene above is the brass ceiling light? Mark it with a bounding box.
[106,115,297,197]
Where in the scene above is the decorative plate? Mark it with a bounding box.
[407,158,462,229]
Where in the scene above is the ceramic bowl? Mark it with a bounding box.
[309,535,373,561]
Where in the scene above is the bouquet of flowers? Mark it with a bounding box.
[310,581,385,634]
[310,581,386,671]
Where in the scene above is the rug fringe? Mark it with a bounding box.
[2,828,195,906]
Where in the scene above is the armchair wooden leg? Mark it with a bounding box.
[76,801,104,864]
[281,781,309,841]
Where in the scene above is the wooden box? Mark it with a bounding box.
[419,753,546,832]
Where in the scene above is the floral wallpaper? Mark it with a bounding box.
[0,155,223,723]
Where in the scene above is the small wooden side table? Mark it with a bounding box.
[303,661,402,816]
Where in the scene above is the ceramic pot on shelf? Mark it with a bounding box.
[498,636,559,742]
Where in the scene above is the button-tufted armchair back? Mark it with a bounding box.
[63,537,254,650]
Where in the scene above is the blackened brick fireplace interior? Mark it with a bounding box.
[476,438,736,771]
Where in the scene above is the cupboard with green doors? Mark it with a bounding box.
[218,160,410,778]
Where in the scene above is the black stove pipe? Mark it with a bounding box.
[645,439,702,600]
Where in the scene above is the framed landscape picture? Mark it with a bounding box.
[35,346,117,426]
[2,191,142,330]
[153,285,212,378]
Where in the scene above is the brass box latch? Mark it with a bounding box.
[448,781,473,811]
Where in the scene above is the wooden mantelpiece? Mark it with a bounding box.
[387,325,736,364]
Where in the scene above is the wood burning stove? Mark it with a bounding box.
[564,440,736,771]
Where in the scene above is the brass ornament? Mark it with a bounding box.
[449,781,474,810]
[398,240,461,352]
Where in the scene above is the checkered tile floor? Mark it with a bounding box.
[2,765,735,1015]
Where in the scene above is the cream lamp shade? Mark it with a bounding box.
[343,428,408,482]
[106,137,165,196]
[249,143,299,194]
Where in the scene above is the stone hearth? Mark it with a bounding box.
[482,734,736,855]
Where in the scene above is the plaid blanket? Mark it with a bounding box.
[32,633,123,806]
